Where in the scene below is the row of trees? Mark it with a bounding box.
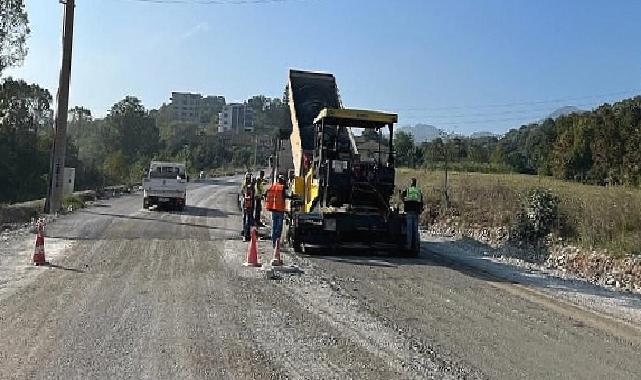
[394,95,641,186]
[68,95,286,194]
[0,78,53,202]
[393,130,507,172]
[0,75,286,203]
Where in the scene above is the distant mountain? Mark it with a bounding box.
[397,123,442,142]
[546,106,584,120]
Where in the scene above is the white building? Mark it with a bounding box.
[169,92,225,127]
[217,103,255,133]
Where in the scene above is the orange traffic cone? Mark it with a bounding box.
[271,238,283,266]
[243,227,261,267]
[33,220,46,266]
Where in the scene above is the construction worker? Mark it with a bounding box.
[254,170,266,227]
[401,178,423,251]
[266,174,287,248]
[240,172,255,241]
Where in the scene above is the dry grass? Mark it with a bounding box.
[0,199,44,225]
[396,169,641,257]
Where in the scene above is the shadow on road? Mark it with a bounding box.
[192,178,240,187]
[63,208,240,235]
[304,243,532,285]
[184,205,234,218]
[44,263,85,274]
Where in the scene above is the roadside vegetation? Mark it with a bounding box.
[1,85,285,205]
[395,95,641,186]
[393,93,641,258]
[62,194,85,211]
[397,169,641,257]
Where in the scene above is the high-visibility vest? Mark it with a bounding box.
[266,183,286,211]
[254,179,265,198]
[242,179,254,210]
[243,188,254,210]
[404,186,422,202]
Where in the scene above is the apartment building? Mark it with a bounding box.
[169,92,225,127]
[217,103,255,133]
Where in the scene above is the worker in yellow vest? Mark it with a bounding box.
[401,178,424,251]
[265,174,287,247]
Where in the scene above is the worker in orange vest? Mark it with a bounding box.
[265,174,287,247]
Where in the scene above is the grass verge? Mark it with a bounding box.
[396,168,641,257]
[0,199,45,225]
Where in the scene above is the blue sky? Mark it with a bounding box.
[6,0,641,134]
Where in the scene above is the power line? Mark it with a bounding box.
[400,115,551,126]
[119,0,305,4]
[399,105,596,126]
[393,89,641,112]
[400,101,600,120]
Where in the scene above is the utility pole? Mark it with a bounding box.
[46,0,75,213]
[443,137,449,209]
[253,134,258,169]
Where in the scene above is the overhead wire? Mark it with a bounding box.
[400,101,598,119]
[118,0,305,4]
[393,89,641,112]
[396,89,641,127]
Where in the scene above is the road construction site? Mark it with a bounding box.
[2,176,641,379]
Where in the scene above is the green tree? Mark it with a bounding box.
[102,151,128,185]
[394,130,415,167]
[422,138,446,163]
[68,106,92,136]
[0,0,29,74]
[106,96,160,161]
[490,144,507,166]
[0,78,52,202]
[160,121,200,152]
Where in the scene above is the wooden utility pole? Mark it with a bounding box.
[444,144,450,209]
[47,0,75,213]
[253,134,258,169]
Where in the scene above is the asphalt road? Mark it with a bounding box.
[1,177,640,379]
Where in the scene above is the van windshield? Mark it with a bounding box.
[149,166,185,179]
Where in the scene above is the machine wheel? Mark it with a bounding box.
[400,241,420,258]
[143,197,149,209]
[403,248,419,258]
[286,222,303,253]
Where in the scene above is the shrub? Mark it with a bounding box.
[63,195,85,211]
[511,188,559,244]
